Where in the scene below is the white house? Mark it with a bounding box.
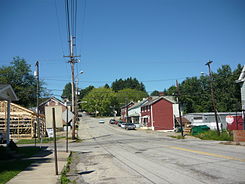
[236,65,245,110]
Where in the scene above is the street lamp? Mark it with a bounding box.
[205,60,220,135]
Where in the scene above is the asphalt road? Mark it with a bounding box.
[63,115,245,184]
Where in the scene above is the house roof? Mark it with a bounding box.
[39,96,65,107]
[142,96,176,107]
[0,101,44,118]
[0,84,18,101]
[128,98,149,110]
[120,101,134,109]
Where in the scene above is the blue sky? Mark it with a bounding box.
[0,0,245,97]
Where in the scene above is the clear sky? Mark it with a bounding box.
[0,0,245,97]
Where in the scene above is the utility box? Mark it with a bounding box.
[191,125,210,135]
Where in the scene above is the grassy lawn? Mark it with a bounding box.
[17,136,65,144]
[0,146,40,184]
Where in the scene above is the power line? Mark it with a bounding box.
[54,0,65,56]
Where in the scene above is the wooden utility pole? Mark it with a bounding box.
[64,36,80,140]
[206,60,220,136]
[66,104,69,153]
[35,61,40,139]
[176,80,184,137]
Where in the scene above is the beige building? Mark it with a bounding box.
[39,97,66,129]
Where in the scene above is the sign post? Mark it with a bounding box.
[52,108,58,175]
[62,109,74,153]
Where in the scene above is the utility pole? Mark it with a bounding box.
[75,79,79,128]
[35,61,40,140]
[64,36,80,140]
[206,60,220,136]
[176,80,184,137]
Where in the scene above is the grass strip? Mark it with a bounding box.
[169,135,185,139]
[60,152,73,184]
[17,136,65,144]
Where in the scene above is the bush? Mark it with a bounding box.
[7,139,18,151]
[195,130,233,141]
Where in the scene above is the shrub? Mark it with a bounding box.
[195,130,233,141]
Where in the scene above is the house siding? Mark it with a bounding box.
[241,82,245,110]
[152,99,174,130]
[141,106,151,127]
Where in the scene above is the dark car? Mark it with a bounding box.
[109,119,115,124]
[124,123,136,130]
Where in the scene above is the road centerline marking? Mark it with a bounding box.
[169,146,245,162]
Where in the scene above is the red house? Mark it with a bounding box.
[141,96,178,131]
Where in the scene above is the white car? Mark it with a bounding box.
[99,120,105,124]
[120,123,126,128]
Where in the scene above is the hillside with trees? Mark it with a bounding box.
[79,78,148,116]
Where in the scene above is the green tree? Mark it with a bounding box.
[150,90,160,96]
[79,85,94,99]
[164,64,242,113]
[111,77,146,92]
[62,83,72,101]
[82,87,115,116]
[115,88,148,106]
[213,65,241,112]
[104,84,110,88]
[0,57,48,107]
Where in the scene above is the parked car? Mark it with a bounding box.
[120,122,126,128]
[124,123,136,130]
[109,119,115,124]
[99,120,105,124]
[118,120,124,127]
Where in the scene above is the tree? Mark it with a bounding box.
[111,77,146,92]
[0,57,48,107]
[115,88,148,106]
[78,85,94,100]
[82,87,115,116]
[62,83,72,101]
[150,90,159,96]
[104,84,110,88]
[164,64,242,113]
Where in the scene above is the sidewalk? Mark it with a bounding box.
[7,149,69,184]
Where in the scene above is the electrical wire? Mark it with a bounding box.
[54,0,65,56]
